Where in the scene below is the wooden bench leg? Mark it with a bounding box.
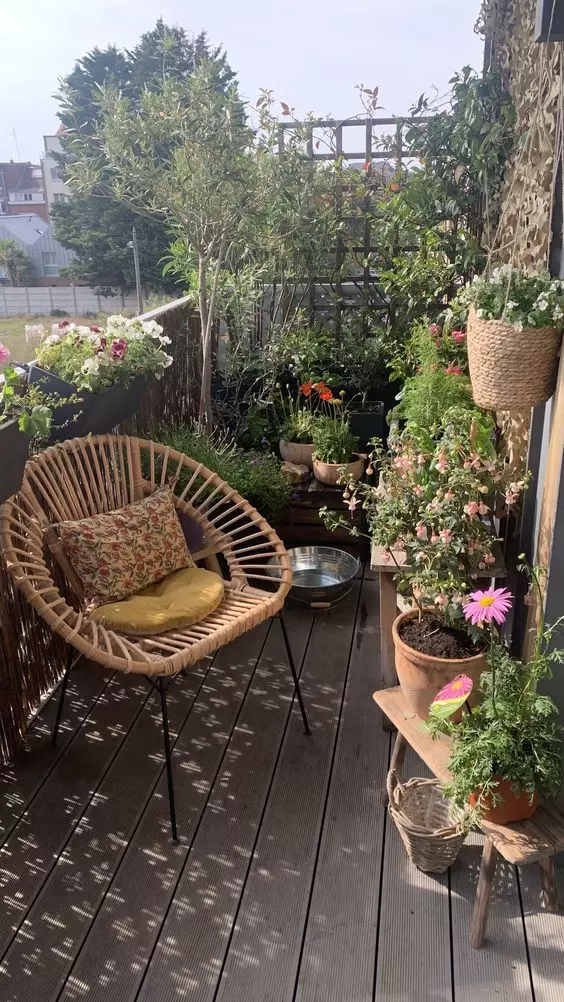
[539,857,559,912]
[381,732,408,806]
[470,837,497,948]
[379,573,397,731]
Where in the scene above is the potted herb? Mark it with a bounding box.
[0,345,52,502]
[454,266,564,410]
[312,400,363,486]
[29,315,173,442]
[322,409,526,716]
[428,566,563,825]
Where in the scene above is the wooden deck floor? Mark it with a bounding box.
[0,569,563,1001]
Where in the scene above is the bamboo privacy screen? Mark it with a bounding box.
[0,296,198,764]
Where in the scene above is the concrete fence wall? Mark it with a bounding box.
[0,286,139,317]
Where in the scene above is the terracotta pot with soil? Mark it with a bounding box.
[392,609,487,720]
[279,439,314,469]
[313,454,365,487]
[468,779,539,825]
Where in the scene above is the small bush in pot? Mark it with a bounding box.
[428,566,563,824]
[312,399,363,486]
[453,266,564,410]
[275,380,326,469]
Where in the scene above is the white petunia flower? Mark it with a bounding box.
[42,333,61,346]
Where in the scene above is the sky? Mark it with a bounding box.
[1,0,484,163]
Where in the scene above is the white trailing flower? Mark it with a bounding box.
[42,333,61,347]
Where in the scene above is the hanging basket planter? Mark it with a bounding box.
[387,771,467,874]
[467,307,562,411]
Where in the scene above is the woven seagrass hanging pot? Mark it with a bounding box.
[467,307,562,411]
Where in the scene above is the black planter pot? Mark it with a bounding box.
[0,419,30,503]
[28,366,150,443]
[348,404,386,453]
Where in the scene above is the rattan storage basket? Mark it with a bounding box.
[467,307,562,411]
[387,771,467,874]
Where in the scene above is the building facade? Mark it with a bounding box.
[0,213,74,284]
[0,162,48,221]
[41,134,70,213]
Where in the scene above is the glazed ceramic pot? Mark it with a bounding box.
[392,609,487,720]
[312,454,365,487]
[279,439,315,469]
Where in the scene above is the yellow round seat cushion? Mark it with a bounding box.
[91,566,224,636]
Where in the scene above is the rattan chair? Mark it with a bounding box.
[0,434,309,840]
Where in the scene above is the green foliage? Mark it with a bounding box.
[0,240,34,286]
[312,414,359,465]
[390,321,474,426]
[155,423,291,518]
[54,20,234,295]
[280,409,317,444]
[454,265,564,330]
[428,627,564,814]
[0,365,52,438]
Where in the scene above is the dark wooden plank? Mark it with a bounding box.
[213,583,362,1002]
[0,661,111,843]
[518,860,564,1001]
[450,831,533,1001]
[60,611,311,1002]
[0,673,150,956]
[0,663,210,1002]
[374,747,452,1002]
[135,595,337,1002]
[295,576,387,1002]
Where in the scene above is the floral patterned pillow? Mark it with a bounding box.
[58,488,193,610]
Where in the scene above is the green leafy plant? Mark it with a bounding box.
[36,316,173,392]
[428,567,563,816]
[154,423,291,518]
[312,412,359,465]
[0,346,52,438]
[453,266,564,331]
[390,320,473,426]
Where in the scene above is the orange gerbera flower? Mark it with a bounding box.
[313,380,326,392]
[320,389,333,401]
[300,380,313,397]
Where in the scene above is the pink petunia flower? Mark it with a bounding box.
[0,342,11,369]
[463,586,513,626]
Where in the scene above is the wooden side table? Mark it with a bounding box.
[373,686,563,948]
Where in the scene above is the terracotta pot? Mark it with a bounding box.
[392,609,487,720]
[468,778,539,824]
[279,439,315,469]
[313,455,365,487]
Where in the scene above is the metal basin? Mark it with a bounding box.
[269,545,359,607]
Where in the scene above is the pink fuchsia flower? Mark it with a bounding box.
[413,484,424,497]
[464,501,480,518]
[430,533,440,544]
[463,586,513,626]
[109,338,127,360]
[451,330,466,344]
[417,453,426,466]
[347,496,358,513]
[434,593,448,607]
[366,465,373,476]
[429,323,440,336]
[416,523,427,540]
[444,363,463,375]
[393,456,414,472]
[483,552,496,566]
[439,528,453,544]
[436,459,448,472]
[0,342,11,369]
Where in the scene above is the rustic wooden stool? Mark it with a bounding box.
[373,686,563,948]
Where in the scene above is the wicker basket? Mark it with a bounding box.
[467,307,562,411]
[387,771,467,874]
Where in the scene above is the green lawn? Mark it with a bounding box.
[0,315,107,363]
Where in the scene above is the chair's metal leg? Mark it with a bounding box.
[278,613,311,735]
[158,677,178,842]
[51,649,73,747]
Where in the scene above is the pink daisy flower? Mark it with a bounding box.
[463,586,513,626]
[431,674,473,719]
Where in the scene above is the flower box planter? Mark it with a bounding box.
[0,419,30,503]
[467,307,562,410]
[28,365,150,442]
[392,609,487,720]
[348,403,385,453]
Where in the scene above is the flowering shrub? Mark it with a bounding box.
[0,343,52,437]
[390,320,473,427]
[322,407,527,623]
[275,380,344,445]
[454,266,564,331]
[36,316,173,393]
